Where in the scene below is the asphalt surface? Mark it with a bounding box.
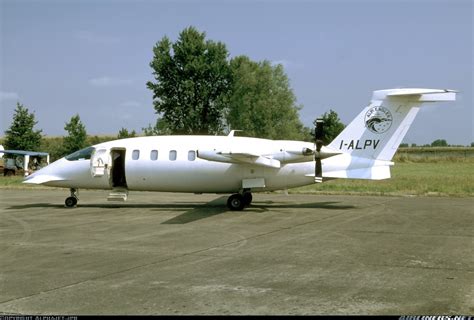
[0,189,472,315]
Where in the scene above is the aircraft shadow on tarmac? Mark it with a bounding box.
[7,197,355,224]
[162,200,355,224]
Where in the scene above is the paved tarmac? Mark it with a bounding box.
[0,189,472,315]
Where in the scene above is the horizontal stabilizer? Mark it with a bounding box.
[376,88,457,102]
[387,88,457,95]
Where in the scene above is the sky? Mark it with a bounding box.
[0,0,472,145]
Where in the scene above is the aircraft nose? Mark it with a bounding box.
[23,158,67,185]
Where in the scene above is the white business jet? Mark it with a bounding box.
[24,88,456,210]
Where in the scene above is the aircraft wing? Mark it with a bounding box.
[197,150,281,168]
[221,152,281,168]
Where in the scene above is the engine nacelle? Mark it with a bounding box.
[273,146,341,163]
[271,148,314,163]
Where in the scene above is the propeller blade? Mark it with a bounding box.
[315,158,323,183]
[314,118,324,183]
[315,118,324,152]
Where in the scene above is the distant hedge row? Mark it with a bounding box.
[395,147,474,162]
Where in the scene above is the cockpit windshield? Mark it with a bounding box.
[65,147,95,161]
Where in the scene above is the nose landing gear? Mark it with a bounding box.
[65,188,79,208]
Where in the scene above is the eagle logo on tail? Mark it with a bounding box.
[364,106,393,134]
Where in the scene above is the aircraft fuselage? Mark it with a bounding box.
[31,136,316,193]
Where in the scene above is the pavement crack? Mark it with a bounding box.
[340,229,474,238]
[0,210,364,306]
[366,263,474,273]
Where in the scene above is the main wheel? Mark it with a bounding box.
[65,196,78,208]
[227,194,245,211]
[243,192,253,206]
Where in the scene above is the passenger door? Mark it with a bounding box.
[91,148,111,178]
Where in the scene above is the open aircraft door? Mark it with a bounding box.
[91,148,111,178]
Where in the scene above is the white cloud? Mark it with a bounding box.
[76,31,120,45]
[0,91,19,101]
[119,100,141,108]
[89,77,134,87]
[119,113,133,120]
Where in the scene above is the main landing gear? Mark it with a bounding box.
[65,188,79,208]
[227,190,252,211]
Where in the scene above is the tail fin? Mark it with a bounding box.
[328,88,456,161]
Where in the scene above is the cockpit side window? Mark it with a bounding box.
[65,147,95,161]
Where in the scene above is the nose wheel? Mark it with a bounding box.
[65,188,79,208]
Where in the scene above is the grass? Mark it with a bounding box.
[0,176,43,189]
[291,160,474,197]
[0,158,473,197]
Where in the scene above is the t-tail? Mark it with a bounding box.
[323,88,457,180]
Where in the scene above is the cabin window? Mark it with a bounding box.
[150,150,158,161]
[65,147,94,161]
[132,150,140,160]
[169,150,177,161]
[188,150,196,161]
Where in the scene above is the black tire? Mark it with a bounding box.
[243,192,253,206]
[65,196,78,208]
[227,194,245,211]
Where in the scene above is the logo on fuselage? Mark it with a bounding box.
[364,106,393,134]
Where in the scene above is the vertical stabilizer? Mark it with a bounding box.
[328,88,456,161]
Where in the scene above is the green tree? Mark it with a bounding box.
[314,109,345,144]
[4,102,42,151]
[117,128,137,139]
[87,135,115,146]
[63,114,87,155]
[147,26,232,135]
[226,56,307,140]
[142,118,172,136]
[431,139,448,147]
[39,137,64,162]
[142,123,158,137]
